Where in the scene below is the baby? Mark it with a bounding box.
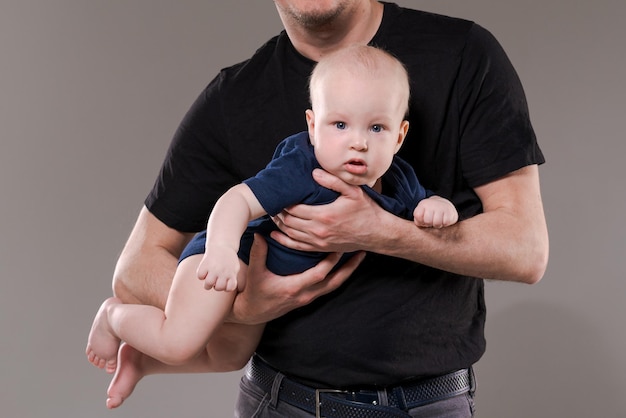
[86,44,458,408]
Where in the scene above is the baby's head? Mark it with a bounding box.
[309,45,410,116]
[306,45,410,188]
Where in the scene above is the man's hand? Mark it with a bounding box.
[271,168,382,253]
[228,234,365,325]
[271,165,548,285]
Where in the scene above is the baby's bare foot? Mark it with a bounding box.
[106,343,145,409]
[86,297,122,373]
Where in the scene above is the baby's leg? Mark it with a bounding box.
[85,253,210,373]
[103,260,263,407]
[86,297,124,373]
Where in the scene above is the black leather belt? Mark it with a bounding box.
[246,355,474,418]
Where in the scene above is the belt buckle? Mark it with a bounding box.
[315,388,347,418]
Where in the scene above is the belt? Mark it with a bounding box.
[246,355,474,418]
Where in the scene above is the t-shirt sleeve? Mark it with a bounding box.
[144,72,240,232]
[243,142,318,216]
[457,24,544,188]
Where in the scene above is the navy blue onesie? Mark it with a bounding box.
[180,131,431,275]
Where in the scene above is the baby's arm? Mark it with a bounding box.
[413,195,459,229]
[197,184,266,292]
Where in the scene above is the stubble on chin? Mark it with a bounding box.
[278,1,349,30]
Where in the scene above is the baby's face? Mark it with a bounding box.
[306,69,409,189]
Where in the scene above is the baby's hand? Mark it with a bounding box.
[413,196,459,229]
[196,244,241,292]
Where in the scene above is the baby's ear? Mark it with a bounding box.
[395,120,410,153]
[305,109,316,145]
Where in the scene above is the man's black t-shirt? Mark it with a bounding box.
[145,3,544,388]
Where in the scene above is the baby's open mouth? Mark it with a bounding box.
[345,159,367,174]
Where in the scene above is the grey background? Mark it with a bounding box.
[1,1,624,417]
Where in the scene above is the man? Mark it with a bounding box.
[112,1,548,416]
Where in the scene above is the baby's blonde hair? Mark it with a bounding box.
[309,45,410,114]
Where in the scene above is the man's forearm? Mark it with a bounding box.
[112,246,179,309]
[371,166,549,284]
[375,208,547,283]
[112,206,194,309]
[204,323,265,371]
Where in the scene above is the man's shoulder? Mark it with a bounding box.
[221,34,281,75]
[206,31,291,99]
[385,3,474,33]
[379,3,475,53]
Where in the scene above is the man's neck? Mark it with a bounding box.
[280,1,384,61]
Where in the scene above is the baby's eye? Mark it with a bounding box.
[334,121,346,130]
[371,124,383,133]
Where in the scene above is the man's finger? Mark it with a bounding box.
[248,233,268,267]
[312,168,358,196]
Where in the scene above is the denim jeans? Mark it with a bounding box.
[234,371,476,418]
